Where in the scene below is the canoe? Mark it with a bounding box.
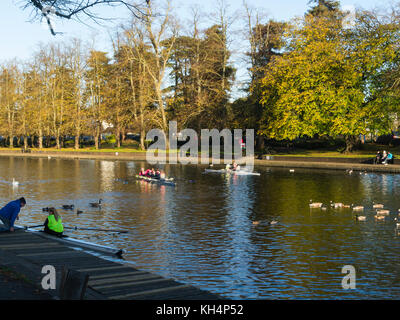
[135,175,176,186]
[22,227,123,257]
[204,168,260,176]
[234,171,261,176]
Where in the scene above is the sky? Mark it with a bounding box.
[0,0,395,97]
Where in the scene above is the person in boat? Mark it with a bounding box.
[143,168,152,177]
[160,171,166,179]
[43,207,64,237]
[0,197,26,232]
[232,161,238,171]
[226,163,232,171]
[154,169,161,179]
[139,168,146,176]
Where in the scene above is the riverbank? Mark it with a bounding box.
[1,149,400,173]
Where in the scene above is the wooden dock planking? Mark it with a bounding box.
[109,284,193,300]
[0,230,222,300]
[89,273,162,286]
[89,270,149,280]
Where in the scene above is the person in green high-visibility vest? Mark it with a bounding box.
[43,207,64,237]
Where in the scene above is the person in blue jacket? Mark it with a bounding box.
[0,198,26,232]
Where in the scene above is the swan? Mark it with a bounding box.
[375,215,385,220]
[352,206,364,211]
[355,215,366,221]
[373,203,384,209]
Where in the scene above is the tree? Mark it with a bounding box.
[118,26,156,150]
[134,1,177,148]
[0,63,20,148]
[232,1,286,151]
[65,39,87,149]
[259,10,400,152]
[85,50,110,149]
[307,0,341,18]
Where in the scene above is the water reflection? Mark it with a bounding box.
[1,158,400,299]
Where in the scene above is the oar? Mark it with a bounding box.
[63,226,128,234]
[24,224,44,230]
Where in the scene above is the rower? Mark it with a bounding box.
[144,168,152,177]
[43,207,64,237]
[232,161,238,171]
[155,169,161,179]
[139,168,145,176]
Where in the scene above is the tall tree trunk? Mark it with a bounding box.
[140,128,146,150]
[116,126,121,148]
[344,135,360,153]
[74,132,80,150]
[39,128,43,149]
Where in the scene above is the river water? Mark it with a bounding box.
[2,156,400,299]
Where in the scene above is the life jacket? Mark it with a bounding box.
[48,215,64,233]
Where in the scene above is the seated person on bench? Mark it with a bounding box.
[374,151,383,164]
[383,152,394,165]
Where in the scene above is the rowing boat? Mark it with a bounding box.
[20,227,123,257]
[135,175,176,186]
[204,168,261,176]
[204,168,226,173]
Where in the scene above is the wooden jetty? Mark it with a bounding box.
[0,229,221,300]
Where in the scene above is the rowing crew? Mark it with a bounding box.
[226,161,241,172]
[138,168,166,180]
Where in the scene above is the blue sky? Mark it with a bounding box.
[1,0,390,62]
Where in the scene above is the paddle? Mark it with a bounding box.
[63,226,128,234]
[24,224,44,230]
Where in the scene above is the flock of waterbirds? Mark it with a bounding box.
[42,198,102,216]
[309,200,400,232]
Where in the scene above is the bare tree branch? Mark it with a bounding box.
[21,0,148,35]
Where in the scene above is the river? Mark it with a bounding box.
[2,156,400,299]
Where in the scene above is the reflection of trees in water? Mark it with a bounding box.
[99,160,115,192]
